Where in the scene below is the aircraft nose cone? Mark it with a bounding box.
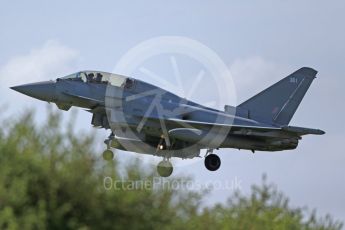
[10,81,56,102]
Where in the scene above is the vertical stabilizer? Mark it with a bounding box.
[238,67,317,125]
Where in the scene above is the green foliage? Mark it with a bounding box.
[181,175,343,230]
[0,110,342,230]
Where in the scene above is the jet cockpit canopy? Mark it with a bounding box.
[60,71,128,87]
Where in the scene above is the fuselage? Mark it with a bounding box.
[10,68,325,176]
[11,70,303,158]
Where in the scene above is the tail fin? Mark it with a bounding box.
[238,67,317,125]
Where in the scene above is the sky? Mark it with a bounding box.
[1,0,345,222]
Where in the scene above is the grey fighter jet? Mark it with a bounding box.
[11,67,324,177]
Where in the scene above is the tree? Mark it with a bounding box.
[0,109,342,229]
[182,174,343,230]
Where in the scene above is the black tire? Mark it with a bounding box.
[157,161,173,177]
[204,154,221,171]
[102,150,114,161]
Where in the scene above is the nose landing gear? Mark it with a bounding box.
[103,132,115,161]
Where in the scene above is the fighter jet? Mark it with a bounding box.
[11,67,324,177]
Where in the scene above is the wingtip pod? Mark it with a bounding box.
[282,126,325,135]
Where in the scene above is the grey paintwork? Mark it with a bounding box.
[11,67,324,159]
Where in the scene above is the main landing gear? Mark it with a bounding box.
[103,149,114,161]
[157,159,173,177]
[103,133,115,161]
[156,149,221,177]
[204,149,221,171]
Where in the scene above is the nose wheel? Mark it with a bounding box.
[157,160,173,177]
[103,132,115,161]
[204,150,221,171]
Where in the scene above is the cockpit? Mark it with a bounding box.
[60,71,134,88]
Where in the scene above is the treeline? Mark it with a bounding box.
[0,110,342,229]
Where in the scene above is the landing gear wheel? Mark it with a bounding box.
[157,160,173,177]
[204,154,221,171]
[102,149,114,161]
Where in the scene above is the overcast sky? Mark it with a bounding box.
[1,0,345,222]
